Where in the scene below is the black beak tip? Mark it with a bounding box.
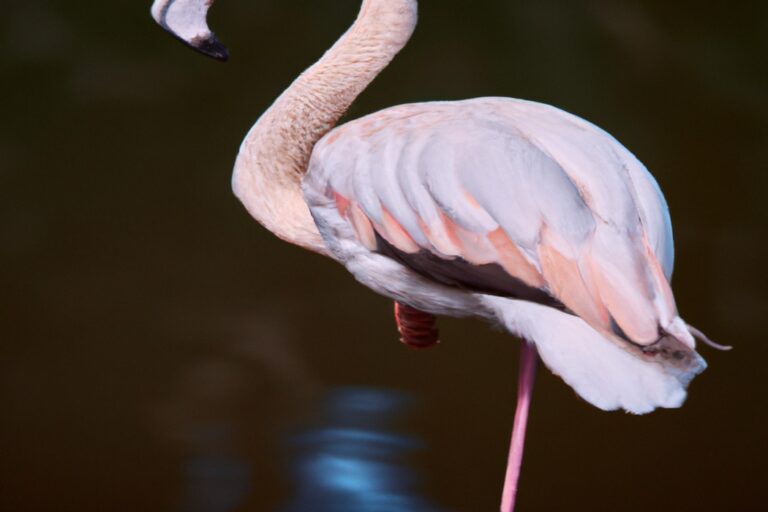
[191,35,230,62]
[160,23,230,62]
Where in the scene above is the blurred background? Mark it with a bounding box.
[1,0,766,510]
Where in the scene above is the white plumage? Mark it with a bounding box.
[304,98,705,413]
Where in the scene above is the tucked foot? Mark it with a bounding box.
[394,302,440,349]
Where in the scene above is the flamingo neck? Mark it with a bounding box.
[232,0,418,253]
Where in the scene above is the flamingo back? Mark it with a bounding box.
[305,98,683,344]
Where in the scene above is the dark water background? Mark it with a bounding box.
[1,0,767,510]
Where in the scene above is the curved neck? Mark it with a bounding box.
[233,0,418,253]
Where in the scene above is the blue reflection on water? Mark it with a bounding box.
[178,425,252,512]
[282,388,447,512]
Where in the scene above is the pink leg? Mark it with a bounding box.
[500,341,538,512]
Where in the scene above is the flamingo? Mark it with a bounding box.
[151,0,728,510]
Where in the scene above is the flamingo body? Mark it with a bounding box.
[303,97,705,413]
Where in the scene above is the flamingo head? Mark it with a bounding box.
[150,0,229,61]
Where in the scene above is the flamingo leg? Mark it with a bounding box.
[500,341,538,512]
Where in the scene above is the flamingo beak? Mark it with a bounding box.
[151,0,229,61]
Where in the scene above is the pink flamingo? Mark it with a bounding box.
[151,0,727,510]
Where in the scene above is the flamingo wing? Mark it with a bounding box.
[305,98,686,347]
